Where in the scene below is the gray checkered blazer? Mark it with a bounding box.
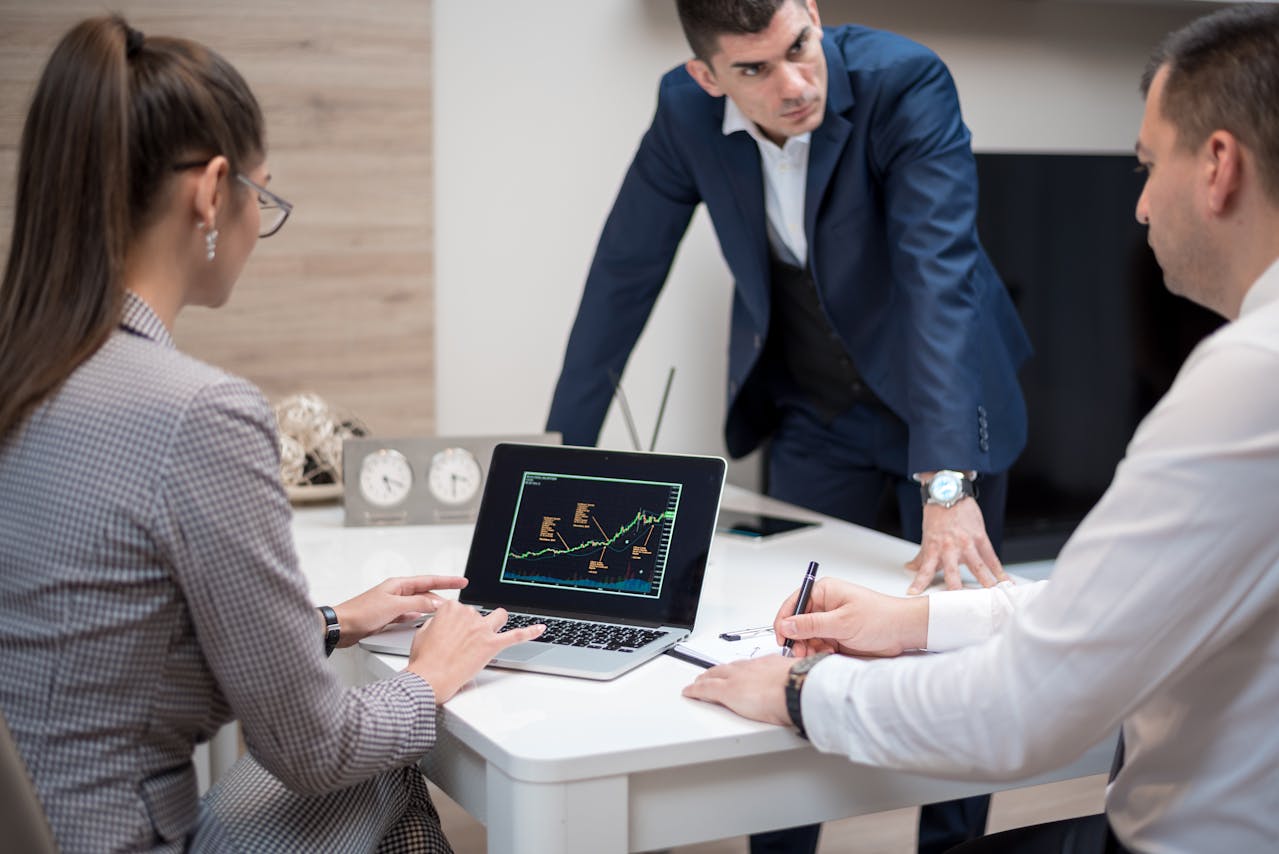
[0,294,439,852]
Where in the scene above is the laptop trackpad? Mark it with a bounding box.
[499,643,553,662]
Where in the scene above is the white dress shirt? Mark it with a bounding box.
[802,259,1279,852]
[723,97,810,266]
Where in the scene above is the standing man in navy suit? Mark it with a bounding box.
[548,2,1031,848]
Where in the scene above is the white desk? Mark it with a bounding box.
[295,486,1111,853]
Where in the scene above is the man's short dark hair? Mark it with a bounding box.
[1142,5,1279,204]
[675,0,806,63]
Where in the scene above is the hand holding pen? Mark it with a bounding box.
[781,561,819,658]
[774,574,930,658]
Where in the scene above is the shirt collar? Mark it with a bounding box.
[1239,256,1279,318]
[120,291,175,349]
[721,97,811,151]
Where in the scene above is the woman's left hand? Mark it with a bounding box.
[332,575,467,646]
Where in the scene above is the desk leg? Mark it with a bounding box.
[485,764,628,854]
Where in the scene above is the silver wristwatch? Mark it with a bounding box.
[920,470,976,509]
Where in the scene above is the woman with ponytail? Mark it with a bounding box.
[0,17,540,852]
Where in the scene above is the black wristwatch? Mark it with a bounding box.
[785,652,832,739]
[318,605,341,657]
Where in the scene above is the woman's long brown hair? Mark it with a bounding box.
[0,15,264,441]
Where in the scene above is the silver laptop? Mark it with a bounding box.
[360,443,725,680]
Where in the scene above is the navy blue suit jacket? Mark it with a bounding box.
[548,26,1031,475]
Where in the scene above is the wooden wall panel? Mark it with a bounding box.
[0,0,434,437]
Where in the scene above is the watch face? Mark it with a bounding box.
[359,449,414,508]
[928,472,962,505]
[427,447,483,505]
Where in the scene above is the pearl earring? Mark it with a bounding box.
[204,226,219,262]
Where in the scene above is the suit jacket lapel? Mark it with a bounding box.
[805,35,856,252]
[719,121,771,327]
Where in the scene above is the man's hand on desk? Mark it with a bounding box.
[408,602,546,704]
[333,575,466,648]
[684,579,931,724]
[772,578,929,658]
[905,500,1008,594]
[682,655,793,726]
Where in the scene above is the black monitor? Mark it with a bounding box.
[975,152,1223,562]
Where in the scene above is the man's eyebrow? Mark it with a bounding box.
[728,24,812,69]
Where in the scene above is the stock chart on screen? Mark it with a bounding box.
[500,472,681,599]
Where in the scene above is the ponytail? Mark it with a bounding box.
[0,15,263,440]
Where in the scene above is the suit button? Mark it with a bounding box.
[754,334,762,350]
[730,381,739,395]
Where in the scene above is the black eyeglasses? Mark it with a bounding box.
[235,173,292,238]
[171,159,293,238]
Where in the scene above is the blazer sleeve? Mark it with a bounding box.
[868,50,990,474]
[546,81,701,447]
[154,378,437,796]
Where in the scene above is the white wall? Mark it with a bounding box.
[433,0,1203,475]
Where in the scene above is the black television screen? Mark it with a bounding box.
[975,152,1224,562]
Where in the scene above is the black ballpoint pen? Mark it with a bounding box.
[781,561,819,658]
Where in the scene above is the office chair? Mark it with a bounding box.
[0,709,58,853]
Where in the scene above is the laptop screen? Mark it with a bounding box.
[461,443,725,628]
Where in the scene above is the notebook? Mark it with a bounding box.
[359,442,726,680]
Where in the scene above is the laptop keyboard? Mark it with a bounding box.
[484,611,665,652]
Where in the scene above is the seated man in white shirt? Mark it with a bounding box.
[683,7,1279,853]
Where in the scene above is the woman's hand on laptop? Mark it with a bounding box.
[333,575,467,648]
[408,603,546,703]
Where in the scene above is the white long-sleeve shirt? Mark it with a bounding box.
[802,259,1279,853]
[722,97,811,266]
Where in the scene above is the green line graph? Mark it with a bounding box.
[501,472,681,598]
[508,507,674,561]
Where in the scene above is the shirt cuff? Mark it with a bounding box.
[392,668,437,706]
[800,653,863,757]
[926,580,1026,652]
[388,670,439,750]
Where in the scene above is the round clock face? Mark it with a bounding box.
[427,447,482,506]
[929,473,961,505]
[359,449,414,508]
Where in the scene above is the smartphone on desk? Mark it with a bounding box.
[716,509,819,539]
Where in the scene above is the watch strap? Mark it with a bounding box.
[318,605,340,657]
[785,652,832,739]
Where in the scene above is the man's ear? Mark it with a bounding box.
[192,155,231,229]
[685,58,723,98]
[804,0,821,30]
[1204,130,1243,216]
